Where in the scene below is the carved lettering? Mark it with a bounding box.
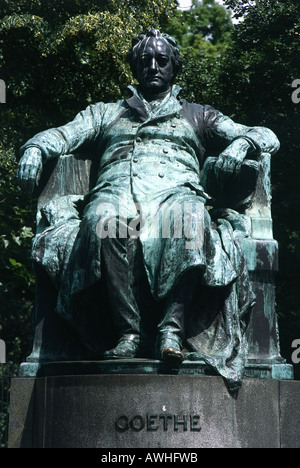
[147,414,159,431]
[159,413,173,431]
[190,414,201,432]
[129,415,145,432]
[174,414,188,431]
[115,415,129,432]
[115,413,201,432]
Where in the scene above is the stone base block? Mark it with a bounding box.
[18,359,294,380]
[8,372,300,448]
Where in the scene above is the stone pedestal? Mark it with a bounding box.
[8,368,300,448]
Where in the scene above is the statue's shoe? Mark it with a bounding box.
[161,346,184,365]
[103,337,139,360]
[159,335,184,365]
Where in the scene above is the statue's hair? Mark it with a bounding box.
[126,29,184,82]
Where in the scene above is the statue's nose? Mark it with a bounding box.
[149,58,158,72]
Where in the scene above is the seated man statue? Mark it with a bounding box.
[16,29,280,391]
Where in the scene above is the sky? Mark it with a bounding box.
[177,0,193,9]
[178,0,225,10]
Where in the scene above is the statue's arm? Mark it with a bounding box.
[16,102,105,193]
[203,107,280,183]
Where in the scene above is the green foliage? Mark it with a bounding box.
[165,0,233,109]
[166,0,233,57]
[0,0,176,120]
[0,142,35,365]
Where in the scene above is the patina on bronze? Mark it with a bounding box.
[16,29,281,391]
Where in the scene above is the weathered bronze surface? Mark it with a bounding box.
[16,30,287,391]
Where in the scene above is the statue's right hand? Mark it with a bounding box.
[16,147,43,193]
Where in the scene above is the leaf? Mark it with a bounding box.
[9,258,23,268]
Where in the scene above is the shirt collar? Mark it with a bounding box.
[125,85,182,122]
[127,84,182,100]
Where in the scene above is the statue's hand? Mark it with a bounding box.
[16,147,43,193]
[214,138,251,185]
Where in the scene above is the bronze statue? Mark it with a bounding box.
[16,30,280,390]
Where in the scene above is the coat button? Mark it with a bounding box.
[133,157,139,163]
[136,137,142,143]
[163,149,168,154]
[133,172,138,177]
[158,172,165,178]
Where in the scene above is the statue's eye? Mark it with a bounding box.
[141,55,151,64]
[157,56,169,67]
[140,54,169,67]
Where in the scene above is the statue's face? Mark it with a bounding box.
[136,37,174,94]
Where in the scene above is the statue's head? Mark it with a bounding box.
[127,29,184,95]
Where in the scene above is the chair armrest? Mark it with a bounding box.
[245,153,273,240]
[201,153,274,240]
[36,152,94,233]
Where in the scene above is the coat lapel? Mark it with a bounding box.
[125,90,148,122]
[125,85,182,123]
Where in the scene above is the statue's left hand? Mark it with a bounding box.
[214,138,251,184]
[16,147,43,193]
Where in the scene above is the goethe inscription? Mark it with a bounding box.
[115,413,201,432]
